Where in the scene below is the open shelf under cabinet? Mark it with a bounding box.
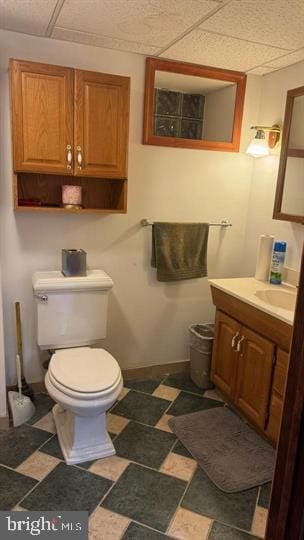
[14,173,127,214]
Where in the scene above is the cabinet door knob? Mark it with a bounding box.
[66,145,73,170]
[77,146,83,170]
[236,336,245,353]
[231,331,240,349]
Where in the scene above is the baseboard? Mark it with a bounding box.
[122,360,190,381]
[7,361,190,390]
[0,415,9,429]
[7,381,46,393]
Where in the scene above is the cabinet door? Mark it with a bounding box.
[267,348,289,444]
[10,59,74,174]
[74,69,130,178]
[235,327,274,429]
[211,311,240,398]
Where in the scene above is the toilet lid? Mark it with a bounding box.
[49,347,121,393]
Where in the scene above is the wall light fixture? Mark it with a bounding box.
[246,125,281,157]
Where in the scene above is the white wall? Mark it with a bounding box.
[243,61,304,275]
[204,84,236,142]
[0,30,260,385]
[282,157,304,215]
[289,95,304,149]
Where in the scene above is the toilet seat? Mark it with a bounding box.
[49,347,121,400]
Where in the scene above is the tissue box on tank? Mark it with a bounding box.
[62,249,87,277]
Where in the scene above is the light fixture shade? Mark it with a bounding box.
[246,128,270,157]
[246,137,270,157]
[246,125,281,157]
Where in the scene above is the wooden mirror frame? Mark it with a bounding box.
[273,85,304,224]
[143,57,247,152]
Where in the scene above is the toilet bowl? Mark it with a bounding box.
[45,347,123,465]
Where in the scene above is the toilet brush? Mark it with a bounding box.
[8,354,35,427]
[15,301,34,401]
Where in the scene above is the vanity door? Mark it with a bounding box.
[211,311,240,399]
[267,348,289,444]
[235,327,274,430]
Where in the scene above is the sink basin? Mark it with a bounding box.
[255,289,296,311]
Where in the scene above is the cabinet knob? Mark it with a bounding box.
[231,331,240,350]
[66,145,73,170]
[77,146,83,170]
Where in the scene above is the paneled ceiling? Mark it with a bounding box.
[1,0,304,74]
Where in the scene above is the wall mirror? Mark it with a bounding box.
[143,57,247,152]
[274,86,304,224]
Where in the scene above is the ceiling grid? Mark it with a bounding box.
[1,0,304,74]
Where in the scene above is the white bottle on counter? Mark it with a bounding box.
[254,235,274,281]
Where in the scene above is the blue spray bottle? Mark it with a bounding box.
[269,242,287,285]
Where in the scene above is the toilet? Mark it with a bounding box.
[32,269,123,465]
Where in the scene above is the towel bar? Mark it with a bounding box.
[141,219,232,227]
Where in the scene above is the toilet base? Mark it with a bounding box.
[53,404,116,465]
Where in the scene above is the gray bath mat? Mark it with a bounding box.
[168,407,275,493]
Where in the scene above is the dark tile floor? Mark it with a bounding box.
[0,373,269,539]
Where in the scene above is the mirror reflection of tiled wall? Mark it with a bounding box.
[153,88,204,139]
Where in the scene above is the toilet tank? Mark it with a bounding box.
[32,269,114,350]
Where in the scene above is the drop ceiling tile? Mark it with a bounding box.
[263,48,304,68]
[55,0,222,48]
[52,27,160,55]
[200,0,304,50]
[0,0,58,35]
[161,30,289,72]
[246,66,276,75]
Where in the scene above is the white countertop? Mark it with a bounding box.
[209,277,296,326]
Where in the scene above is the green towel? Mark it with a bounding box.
[151,222,209,282]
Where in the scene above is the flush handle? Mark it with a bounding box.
[34,293,48,303]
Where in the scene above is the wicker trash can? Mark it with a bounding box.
[189,323,215,389]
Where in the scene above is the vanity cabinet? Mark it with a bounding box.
[210,286,292,444]
[212,312,274,430]
[211,312,239,399]
[10,59,130,212]
[266,349,289,443]
[234,326,274,429]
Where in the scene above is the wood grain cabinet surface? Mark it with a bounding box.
[211,311,239,399]
[10,60,74,175]
[74,69,129,179]
[10,59,130,213]
[266,348,289,443]
[234,326,274,430]
[211,302,290,445]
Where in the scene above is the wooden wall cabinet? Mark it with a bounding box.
[211,287,292,445]
[10,59,130,213]
[74,69,129,179]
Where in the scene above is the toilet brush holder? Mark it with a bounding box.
[62,249,87,277]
